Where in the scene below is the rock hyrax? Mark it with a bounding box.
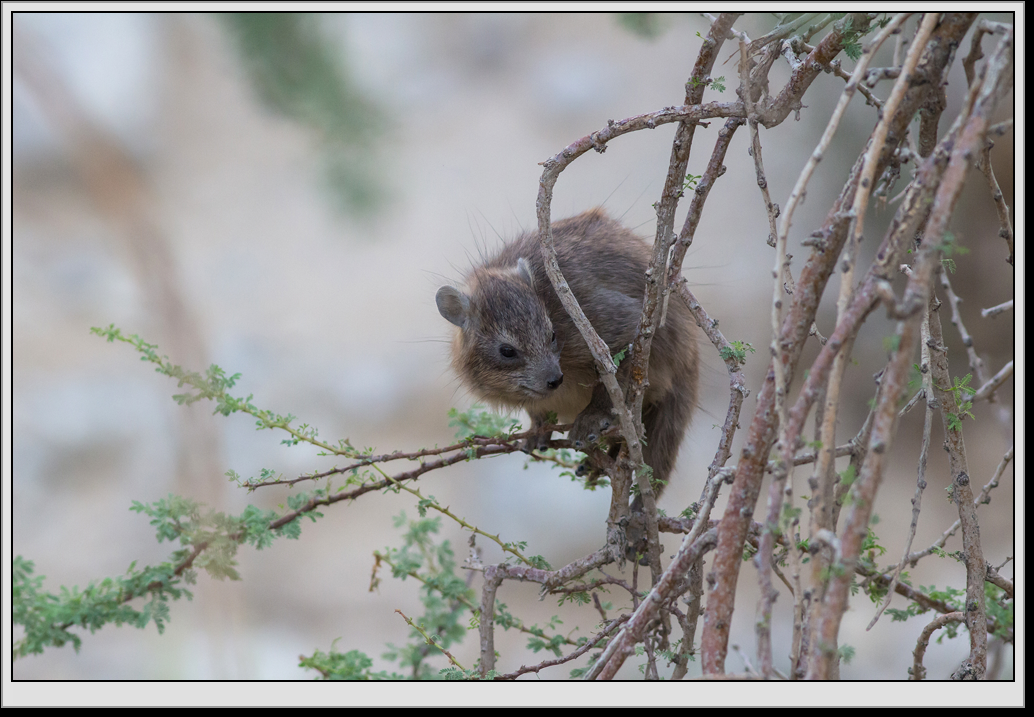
[436,208,699,499]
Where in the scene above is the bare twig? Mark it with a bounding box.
[981,300,1013,318]
[971,360,1013,402]
[908,446,1012,563]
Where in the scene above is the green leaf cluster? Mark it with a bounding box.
[377,513,474,679]
[885,582,1012,643]
[12,555,185,659]
[447,405,521,440]
[13,493,315,659]
[944,373,976,432]
[719,340,755,367]
[300,647,404,680]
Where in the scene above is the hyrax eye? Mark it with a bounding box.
[499,344,518,359]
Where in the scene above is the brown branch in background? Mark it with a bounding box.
[756,13,874,128]
[703,15,975,676]
[741,34,790,678]
[938,271,991,389]
[588,529,719,680]
[916,15,950,158]
[701,13,979,677]
[806,28,1012,678]
[477,567,504,675]
[673,282,748,487]
[977,135,1015,265]
[927,290,988,679]
[759,15,919,678]
[984,562,1013,600]
[867,280,936,631]
[665,109,745,496]
[476,547,617,674]
[494,615,629,681]
[911,612,966,681]
[806,298,921,679]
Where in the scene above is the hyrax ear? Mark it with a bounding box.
[436,286,471,328]
[516,258,536,290]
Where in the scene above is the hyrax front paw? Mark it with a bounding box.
[570,407,613,452]
[521,415,554,454]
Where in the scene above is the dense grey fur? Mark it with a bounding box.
[436,208,700,499]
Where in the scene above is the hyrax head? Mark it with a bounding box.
[436,258,564,407]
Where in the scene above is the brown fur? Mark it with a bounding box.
[436,208,699,498]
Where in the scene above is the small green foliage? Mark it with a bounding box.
[947,405,974,432]
[299,648,401,680]
[782,502,802,524]
[687,75,726,93]
[683,172,703,193]
[616,13,664,39]
[884,581,1004,645]
[907,363,925,394]
[984,584,1014,641]
[842,37,862,61]
[857,527,887,573]
[939,232,969,274]
[742,541,758,562]
[943,373,976,432]
[92,325,370,463]
[13,492,314,659]
[838,644,856,665]
[836,465,857,506]
[559,591,592,608]
[439,666,499,680]
[719,340,756,366]
[611,346,628,367]
[839,15,866,61]
[371,513,476,679]
[527,555,553,570]
[448,405,521,440]
[911,231,970,272]
[528,630,569,658]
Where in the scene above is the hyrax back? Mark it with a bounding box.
[436,208,699,497]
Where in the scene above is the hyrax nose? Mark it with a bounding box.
[546,373,564,391]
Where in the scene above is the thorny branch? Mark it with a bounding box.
[494,12,1010,681]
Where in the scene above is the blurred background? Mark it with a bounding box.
[10,12,1015,682]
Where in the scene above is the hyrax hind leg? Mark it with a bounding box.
[570,373,694,508]
[618,382,692,561]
